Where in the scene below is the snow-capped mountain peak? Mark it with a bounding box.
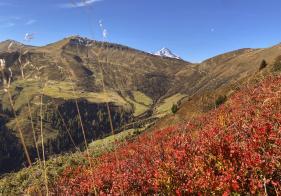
[154,48,181,59]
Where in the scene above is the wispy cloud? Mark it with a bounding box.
[60,0,103,8]
[25,19,37,25]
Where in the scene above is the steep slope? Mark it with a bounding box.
[1,36,281,176]
[0,36,194,174]
[1,70,281,195]
[55,74,281,195]
[153,44,281,129]
[0,40,33,52]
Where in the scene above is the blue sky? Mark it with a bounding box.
[0,0,281,62]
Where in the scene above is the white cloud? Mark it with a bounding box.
[60,0,103,8]
[25,19,37,25]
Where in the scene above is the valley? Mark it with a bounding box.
[0,36,281,194]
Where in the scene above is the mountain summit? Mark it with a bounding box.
[154,48,181,59]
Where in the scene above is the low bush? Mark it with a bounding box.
[259,59,267,71]
[215,95,227,107]
[273,55,281,72]
[171,103,178,114]
[56,75,281,195]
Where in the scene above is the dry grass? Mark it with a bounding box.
[155,93,186,116]
[132,91,153,106]
[124,95,150,116]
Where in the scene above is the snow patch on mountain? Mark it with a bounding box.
[154,48,181,59]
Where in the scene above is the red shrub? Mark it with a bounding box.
[55,76,281,195]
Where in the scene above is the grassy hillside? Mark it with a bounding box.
[1,36,281,177]
[54,74,281,195]
[152,46,281,130]
[0,126,149,195]
[0,36,192,175]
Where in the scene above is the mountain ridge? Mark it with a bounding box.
[1,36,281,176]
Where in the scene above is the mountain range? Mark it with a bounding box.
[0,36,281,175]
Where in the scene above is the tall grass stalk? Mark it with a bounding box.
[56,104,79,150]
[21,37,49,194]
[17,44,43,166]
[19,43,46,195]
[18,46,43,167]
[39,93,49,196]
[68,6,123,190]
[27,100,42,167]
[62,59,97,192]
[97,20,125,192]
[63,65,94,174]
[54,63,80,150]
[6,90,32,166]
[3,41,46,194]
[1,57,32,167]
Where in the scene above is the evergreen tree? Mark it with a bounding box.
[215,95,227,107]
[171,104,178,114]
[259,59,267,71]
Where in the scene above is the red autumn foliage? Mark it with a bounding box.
[55,76,281,195]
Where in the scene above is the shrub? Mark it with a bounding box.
[215,95,227,107]
[259,59,267,71]
[273,55,281,71]
[56,76,281,195]
[171,103,178,114]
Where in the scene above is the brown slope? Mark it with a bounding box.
[39,36,194,100]
[152,43,281,129]
[1,36,281,175]
[0,40,34,52]
[0,36,196,175]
